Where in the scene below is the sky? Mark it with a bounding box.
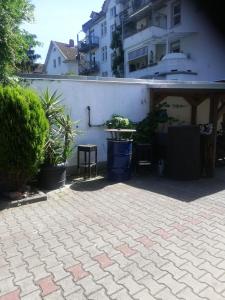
[22,0,104,63]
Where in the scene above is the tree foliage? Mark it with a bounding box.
[0,0,36,83]
[19,31,41,73]
[110,26,124,78]
[0,85,49,191]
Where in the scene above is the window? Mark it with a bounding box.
[102,71,108,77]
[90,52,96,65]
[101,46,107,62]
[53,59,56,68]
[110,24,116,39]
[128,46,148,61]
[172,1,181,26]
[128,46,148,72]
[101,21,107,36]
[58,57,61,66]
[170,40,180,53]
[110,6,116,18]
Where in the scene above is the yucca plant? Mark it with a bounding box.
[39,88,77,189]
[40,88,77,166]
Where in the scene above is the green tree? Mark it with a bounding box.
[110,26,124,78]
[0,0,35,84]
[19,32,41,73]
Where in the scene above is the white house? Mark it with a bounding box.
[78,0,225,81]
[44,39,79,75]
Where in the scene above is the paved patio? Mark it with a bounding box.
[1,170,225,300]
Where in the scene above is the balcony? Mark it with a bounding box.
[128,53,196,79]
[123,13,167,41]
[79,62,100,76]
[124,24,167,50]
[78,36,99,53]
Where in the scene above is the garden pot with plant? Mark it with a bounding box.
[0,85,48,196]
[39,89,77,190]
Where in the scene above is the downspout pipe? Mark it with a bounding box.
[87,106,105,127]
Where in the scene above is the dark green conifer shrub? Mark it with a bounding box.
[0,85,48,191]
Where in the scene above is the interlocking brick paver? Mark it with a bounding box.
[177,287,208,300]
[106,263,129,281]
[37,276,59,297]
[16,276,39,297]
[198,261,225,279]
[118,275,144,295]
[200,286,225,300]
[31,264,50,282]
[158,273,186,295]
[142,262,167,280]
[89,288,111,300]
[133,288,156,300]
[57,275,81,297]
[93,253,114,269]
[199,272,225,293]
[98,274,123,295]
[116,244,137,257]
[138,274,165,295]
[67,264,89,282]
[136,236,154,248]
[111,288,134,300]
[178,273,207,294]
[0,289,20,300]
[86,263,109,280]
[78,275,102,296]
[2,172,225,299]
[21,290,42,300]
[65,289,85,300]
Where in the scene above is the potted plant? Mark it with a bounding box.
[39,89,77,190]
[105,115,135,181]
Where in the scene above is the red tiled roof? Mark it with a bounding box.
[54,41,78,61]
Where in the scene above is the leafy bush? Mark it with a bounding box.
[134,103,178,143]
[105,114,135,140]
[0,85,48,191]
[105,114,134,129]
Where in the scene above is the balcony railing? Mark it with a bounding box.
[123,13,167,39]
[120,0,151,21]
[128,53,195,78]
[79,62,100,75]
[78,36,99,53]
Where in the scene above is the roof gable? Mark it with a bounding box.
[44,40,78,71]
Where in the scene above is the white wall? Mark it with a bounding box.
[28,78,149,165]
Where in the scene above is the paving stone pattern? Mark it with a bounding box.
[1,172,225,299]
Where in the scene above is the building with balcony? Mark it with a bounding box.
[122,0,225,81]
[77,0,124,77]
[78,0,225,81]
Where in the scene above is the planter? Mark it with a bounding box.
[107,139,133,181]
[39,163,66,190]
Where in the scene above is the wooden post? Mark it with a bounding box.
[208,95,219,177]
[191,105,197,125]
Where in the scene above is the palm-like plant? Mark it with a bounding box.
[40,88,77,166]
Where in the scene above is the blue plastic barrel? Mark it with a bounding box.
[107,139,133,181]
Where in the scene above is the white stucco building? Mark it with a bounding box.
[44,40,79,75]
[78,0,225,81]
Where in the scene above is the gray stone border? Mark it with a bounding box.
[0,191,47,209]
